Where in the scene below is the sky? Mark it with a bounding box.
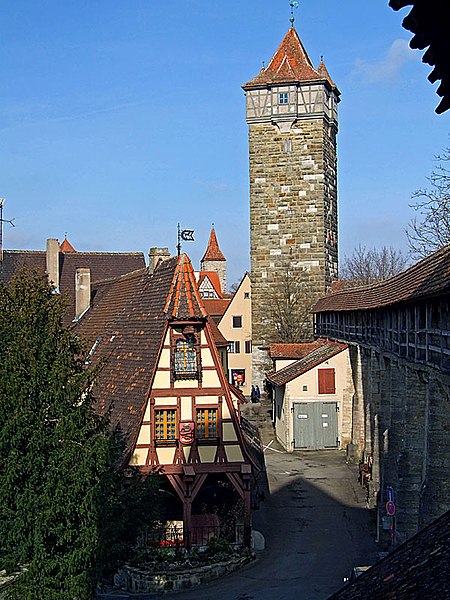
[1,0,449,288]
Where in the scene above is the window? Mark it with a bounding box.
[284,139,292,153]
[279,92,289,105]
[232,316,242,328]
[244,292,250,299]
[229,340,240,354]
[318,368,336,395]
[245,340,252,354]
[173,334,198,379]
[155,409,177,440]
[196,408,218,439]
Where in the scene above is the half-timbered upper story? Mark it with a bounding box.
[73,253,260,480]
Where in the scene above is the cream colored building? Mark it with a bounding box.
[218,273,253,392]
[267,341,354,451]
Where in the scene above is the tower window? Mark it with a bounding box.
[284,139,292,153]
[279,92,289,105]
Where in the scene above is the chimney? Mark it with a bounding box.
[75,268,91,320]
[148,247,171,274]
[46,238,60,292]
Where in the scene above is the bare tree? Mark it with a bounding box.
[267,264,314,343]
[406,147,450,259]
[340,245,409,285]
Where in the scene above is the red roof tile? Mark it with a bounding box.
[313,244,450,313]
[269,342,324,360]
[201,228,226,262]
[202,298,231,321]
[60,238,77,253]
[0,248,146,325]
[164,254,207,320]
[267,342,347,386]
[243,27,325,88]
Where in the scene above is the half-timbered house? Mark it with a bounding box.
[74,252,264,548]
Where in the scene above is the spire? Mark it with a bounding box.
[60,236,77,253]
[201,228,226,262]
[243,27,322,88]
[318,57,336,89]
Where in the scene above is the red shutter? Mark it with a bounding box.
[318,368,336,394]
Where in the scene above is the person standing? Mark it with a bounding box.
[255,385,261,402]
[251,385,257,403]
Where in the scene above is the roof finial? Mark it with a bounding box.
[289,1,299,27]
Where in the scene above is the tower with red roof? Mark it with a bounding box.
[201,227,227,294]
[242,23,340,384]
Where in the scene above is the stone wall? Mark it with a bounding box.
[249,117,338,385]
[350,346,450,545]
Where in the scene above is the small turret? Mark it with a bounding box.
[201,228,227,293]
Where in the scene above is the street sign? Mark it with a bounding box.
[386,500,396,516]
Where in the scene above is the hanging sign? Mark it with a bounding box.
[179,421,195,446]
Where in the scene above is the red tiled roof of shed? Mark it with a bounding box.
[313,244,450,313]
[270,341,324,360]
[267,341,347,387]
[243,27,326,88]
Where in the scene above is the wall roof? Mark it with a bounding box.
[313,244,450,313]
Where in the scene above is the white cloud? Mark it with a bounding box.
[351,39,417,83]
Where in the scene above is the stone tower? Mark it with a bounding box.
[242,26,340,385]
[201,227,227,294]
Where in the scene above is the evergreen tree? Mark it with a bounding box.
[0,270,160,599]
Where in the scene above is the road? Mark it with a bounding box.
[101,449,379,600]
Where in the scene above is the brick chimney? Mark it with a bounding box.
[75,268,91,320]
[148,247,171,274]
[46,238,60,292]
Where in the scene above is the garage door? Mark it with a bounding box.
[293,402,338,449]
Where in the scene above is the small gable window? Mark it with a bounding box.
[155,409,176,440]
[279,92,289,105]
[196,408,218,439]
[173,334,199,380]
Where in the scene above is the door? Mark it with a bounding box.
[293,402,338,449]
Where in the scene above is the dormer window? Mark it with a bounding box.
[173,333,199,380]
[279,92,289,105]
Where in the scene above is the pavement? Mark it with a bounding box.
[99,446,379,600]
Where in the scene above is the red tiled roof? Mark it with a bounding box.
[317,59,336,88]
[201,228,226,262]
[202,298,231,319]
[313,244,450,313]
[164,254,207,320]
[267,342,347,387]
[0,249,146,325]
[60,238,76,253]
[270,341,325,360]
[243,27,326,88]
[74,258,179,454]
[329,509,450,599]
[198,271,223,298]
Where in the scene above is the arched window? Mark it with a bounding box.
[173,334,198,379]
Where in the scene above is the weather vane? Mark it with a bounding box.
[177,223,195,256]
[289,1,299,26]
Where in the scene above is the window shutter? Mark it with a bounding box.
[318,368,335,394]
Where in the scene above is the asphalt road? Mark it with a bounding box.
[101,449,379,600]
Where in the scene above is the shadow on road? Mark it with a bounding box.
[100,449,379,600]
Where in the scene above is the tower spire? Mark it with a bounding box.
[289,1,299,27]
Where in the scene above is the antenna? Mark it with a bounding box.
[289,1,299,27]
[0,198,15,263]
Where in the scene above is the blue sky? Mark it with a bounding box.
[1,0,449,287]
